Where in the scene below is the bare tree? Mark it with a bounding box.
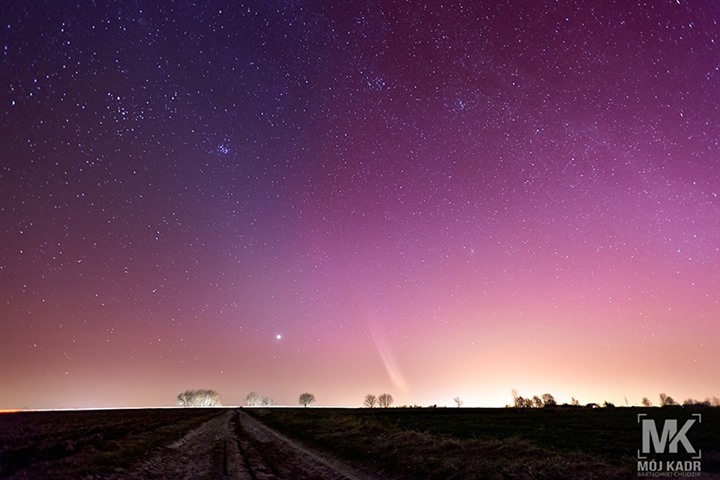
[246,391,261,406]
[571,397,580,406]
[510,391,546,408]
[378,393,394,408]
[454,397,463,408]
[299,392,315,407]
[364,394,377,408]
[641,397,653,407]
[261,396,274,406]
[659,393,677,407]
[177,389,221,407]
[541,393,556,407]
[200,389,221,406]
[177,391,189,406]
[512,389,525,408]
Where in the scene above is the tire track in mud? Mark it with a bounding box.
[230,409,369,480]
[119,409,372,480]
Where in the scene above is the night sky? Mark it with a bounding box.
[2,1,719,409]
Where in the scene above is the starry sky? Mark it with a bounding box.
[2,1,719,409]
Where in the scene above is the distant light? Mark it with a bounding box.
[276,334,282,340]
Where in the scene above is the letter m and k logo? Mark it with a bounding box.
[638,413,702,459]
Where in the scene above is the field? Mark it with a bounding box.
[250,406,720,479]
[0,408,221,478]
[1,406,718,479]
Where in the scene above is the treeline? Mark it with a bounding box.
[245,391,274,406]
[175,388,719,408]
[642,393,720,408]
[177,390,312,407]
[511,390,720,409]
[511,390,560,408]
[176,389,221,407]
[363,393,394,408]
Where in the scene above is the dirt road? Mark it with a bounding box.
[118,409,374,480]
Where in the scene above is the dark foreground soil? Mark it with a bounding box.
[247,407,720,480]
[1,406,718,479]
[0,408,373,480]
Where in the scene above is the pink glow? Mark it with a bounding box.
[1,1,718,409]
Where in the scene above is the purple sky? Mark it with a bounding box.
[2,1,719,409]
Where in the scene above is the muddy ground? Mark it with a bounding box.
[4,407,718,479]
[114,409,375,480]
[3,409,378,480]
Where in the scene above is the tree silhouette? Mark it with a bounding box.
[378,393,394,408]
[299,392,315,407]
[511,391,560,408]
[261,396,274,406]
[246,391,261,406]
[641,397,653,407]
[176,389,221,407]
[512,390,528,408]
[659,393,677,407]
[364,394,377,408]
[454,397,463,408]
[541,393,556,407]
